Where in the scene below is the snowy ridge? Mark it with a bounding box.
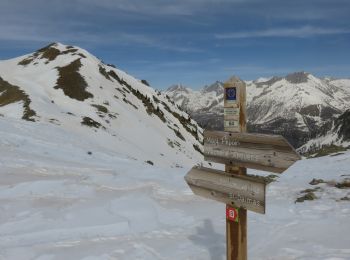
[165,81,224,114]
[0,43,350,260]
[165,72,350,148]
[299,109,350,153]
[0,43,203,168]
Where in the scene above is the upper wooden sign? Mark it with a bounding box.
[204,130,301,173]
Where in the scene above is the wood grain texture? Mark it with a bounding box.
[184,166,266,214]
[224,77,247,260]
[227,206,247,260]
[204,130,301,173]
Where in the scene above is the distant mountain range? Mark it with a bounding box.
[1,43,349,157]
[0,43,203,168]
[164,72,350,150]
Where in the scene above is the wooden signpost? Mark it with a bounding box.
[184,77,300,260]
[224,76,247,260]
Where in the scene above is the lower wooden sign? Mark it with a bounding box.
[185,166,266,214]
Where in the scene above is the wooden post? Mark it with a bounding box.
[185,76,300,259]
[224,77,247,260]
[185,76,300,260]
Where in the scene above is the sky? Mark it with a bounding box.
[0,0,349,90]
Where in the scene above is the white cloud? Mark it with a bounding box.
[0,21,202,53]
[216,26,350,39]
[77,0,238,16]
[116,33,203,53]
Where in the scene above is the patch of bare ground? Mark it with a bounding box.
[0,77,36,121]
[54,59,93,101]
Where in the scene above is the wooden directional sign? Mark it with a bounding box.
[185,166,266,214]
[204,130,301,174]
[185,76,302,260]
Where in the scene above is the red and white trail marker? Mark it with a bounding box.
[226,206,239,222]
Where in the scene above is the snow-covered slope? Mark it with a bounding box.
[1,43,349,259]
[246,72,350,148]
[164,81,224,130]
[299,109,350,153]
[0,43,203,168]
[165,72,350,148]
[1,116,350,259]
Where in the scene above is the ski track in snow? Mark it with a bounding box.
[1,121,350,259]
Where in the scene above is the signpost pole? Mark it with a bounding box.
[224,77,247,260]
[185,76,300,259]
[185,77,300,259]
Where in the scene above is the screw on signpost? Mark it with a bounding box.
[223,77,247,260]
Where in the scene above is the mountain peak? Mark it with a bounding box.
[285,71,310,84]
[42,42,67,49]
[0,43,204,168]
[166,84,191,93]
[165,72,350,149]
[35,42,76,53]
[16,42,90,67]
[254,77,273,83]
[201,81,223,95]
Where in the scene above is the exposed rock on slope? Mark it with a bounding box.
[335,109,350,142]
[165,72,350,148]
[0,43,203,168]
[299,109,350,154]
[0,77,36,121]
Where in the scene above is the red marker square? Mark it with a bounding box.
[226,205,239,222]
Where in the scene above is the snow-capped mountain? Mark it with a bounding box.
[165,81,224,114]
[299,109,350,153]
[164,81,225,130]
[0,43,203,168]
[164,72,350,148]
[1,43,350,260]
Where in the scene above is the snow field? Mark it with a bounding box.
[1,118,350,259]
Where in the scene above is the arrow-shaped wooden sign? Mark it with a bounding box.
[204,130,301,173]
[185,166,266,214]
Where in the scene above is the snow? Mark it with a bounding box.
[0,43,203,169]
[164,83,224,113]
[0,101,23,118]
[330,79,350,90]
[300,130,350,153]
[1,43,350,259]
[254,77,273,83]
[1,117,350,260]
[248,77,349,124]
[166,74,350,128]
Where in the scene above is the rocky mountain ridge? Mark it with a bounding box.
[164,72,350,149]
[299,109,350,154]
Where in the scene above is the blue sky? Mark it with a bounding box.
[0,0,349,89]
